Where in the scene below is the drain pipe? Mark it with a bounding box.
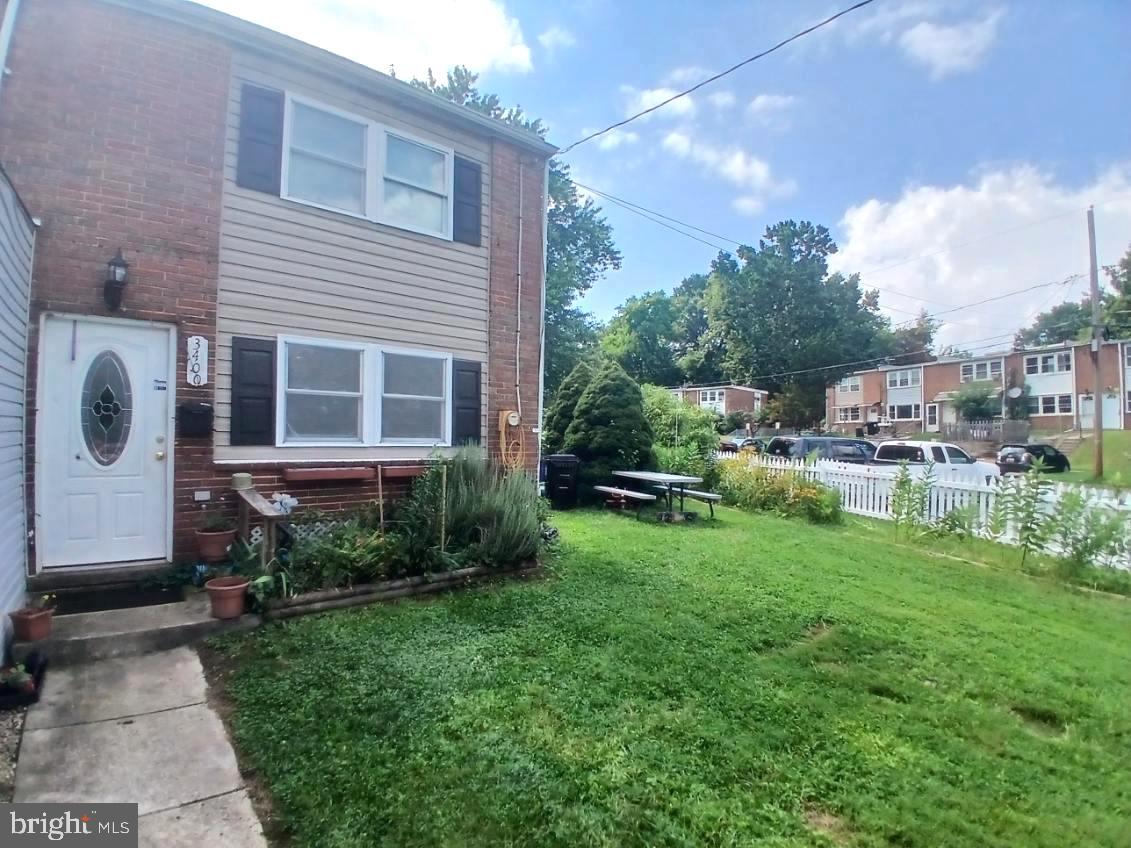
[536,159,549,472]
[514,157,523,422]
[0,0,22,105]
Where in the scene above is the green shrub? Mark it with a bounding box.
[542,360,594,456]
[1048,489,1128,579]
[716,458,842,524]
[287,521,393,594]
[562,360,654,498]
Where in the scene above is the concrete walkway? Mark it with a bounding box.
[14,648,267,848]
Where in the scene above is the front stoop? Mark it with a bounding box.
[13,594,260,667]
[15,648,267,848]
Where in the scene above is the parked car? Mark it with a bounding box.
[996,443,1071,475]
[764,436,876,464]
[872,440,1000,481]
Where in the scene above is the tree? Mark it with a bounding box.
[704,221,888,425]
[1103,243,1131,339]
[953,381,1000,421]
[670,274,725,384]
[874,311,941,366]
[1014,299,1093,347]
[600,291,682,386]
[409,67,621,400]
[562,360,653,495]
[541,359,593,455]
[640,384,719,455]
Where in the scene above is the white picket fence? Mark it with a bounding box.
[737,454,1131,569]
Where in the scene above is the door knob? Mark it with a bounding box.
[155,451,166,461]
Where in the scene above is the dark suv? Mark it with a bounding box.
[997,443,1071,474]
[764,436,876,463]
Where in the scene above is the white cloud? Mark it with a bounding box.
[843,1,1004,80]
[732,196,765,216]
[584,128,640,151]
[196,0,532,78]
[537,25,576,53]
[746,93,798,128]
[898,9,1005,79]
[664,66,710,85]
[828,165,1131,348]
[620,86,696,120]
[662,130,796,209]
[708,91,737,110]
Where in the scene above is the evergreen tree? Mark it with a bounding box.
[563,360,654,495]
[541,359,593,455]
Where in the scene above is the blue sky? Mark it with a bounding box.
[201,0,1131,348]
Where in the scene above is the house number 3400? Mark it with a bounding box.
[186,335,209,387]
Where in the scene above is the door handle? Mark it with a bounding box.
[155,451,166,461]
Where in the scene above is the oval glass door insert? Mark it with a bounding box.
[81,350,133,466]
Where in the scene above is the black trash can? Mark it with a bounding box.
[544,454,580,509]
[855,427,866,438]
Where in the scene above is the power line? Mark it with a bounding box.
[558,0,879,154]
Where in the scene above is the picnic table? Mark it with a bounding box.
[613,470,703,515]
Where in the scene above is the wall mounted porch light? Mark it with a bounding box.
[103,248,129,310]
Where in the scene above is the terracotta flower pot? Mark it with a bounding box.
[196,528,236,563]
[10,608,53,641]
[205,576,249,620]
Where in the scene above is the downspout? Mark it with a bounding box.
[536,159,549,473]
[515,158,523,423]
[0,0,21,105]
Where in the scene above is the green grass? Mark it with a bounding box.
[1061,431,1131,486]
[210,508,1131,848]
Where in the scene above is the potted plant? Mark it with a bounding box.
[204,575,250,620]
[0,652,48,708]
[10,593,56,641]
[196,511,237,563]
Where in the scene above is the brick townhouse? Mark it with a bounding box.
[669,384,768,417]
[825,339,1131,435]
[0,0,553,575]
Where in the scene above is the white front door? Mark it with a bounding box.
[925,403,939,432]
[1078,394,1122,431]
[39,316,173,567]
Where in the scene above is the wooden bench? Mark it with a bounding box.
[593,485,657,511]
[652,485,722,517]
[236,487,287,569]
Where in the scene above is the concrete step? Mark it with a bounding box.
[28,560,173,592]
[13,594,259,667]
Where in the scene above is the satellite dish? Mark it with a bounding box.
[1006,387,1023,399]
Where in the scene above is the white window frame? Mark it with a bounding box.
[961,360,1003,383]
[838,376,861,393]
[887,403,921,420]
[836,406,861,423]
[1125,345,1131,368]
[1024,352,1071,375]
[1027,393,1074,416]
[275,335,452,448]
[280,93,456,240]
[1126,390,1131,413]
[886,368,920,389]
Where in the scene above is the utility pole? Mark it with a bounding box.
[1087,205,1104,478]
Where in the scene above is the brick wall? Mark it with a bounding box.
[724,390,756,414]
[486,142,545,472]
[0,0,231,567]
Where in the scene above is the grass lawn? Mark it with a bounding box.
[208,508,1131,848]
[1062,430,1131,486]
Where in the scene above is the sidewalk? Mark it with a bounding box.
[13,647,266,848]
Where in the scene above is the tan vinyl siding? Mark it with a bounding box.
[215,49,491,451]
[0,170,33,628]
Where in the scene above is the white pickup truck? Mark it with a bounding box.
[871,440,1000,483]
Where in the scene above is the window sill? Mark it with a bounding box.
[278,193,453,243]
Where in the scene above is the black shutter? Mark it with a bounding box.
[452,157,482,246]
[230,337,276,446]
[451,359,482,445]
[236,84,284,195]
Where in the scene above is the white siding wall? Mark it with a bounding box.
[0,168,34,636]
[215,50,492,461]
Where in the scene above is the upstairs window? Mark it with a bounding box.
[281,95,454,239]
[961,360,1003,382]
[886,369,921,389]
[838,376,861,392]
[1024,352,1072,375]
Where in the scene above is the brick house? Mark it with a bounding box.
[0,0,553,575]
[825,339,1131,435]
[670,384,768,417]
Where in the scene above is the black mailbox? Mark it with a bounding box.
[178,402,214,437]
